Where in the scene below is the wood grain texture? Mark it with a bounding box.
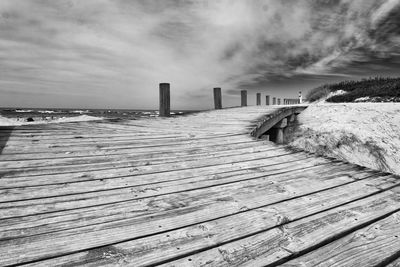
[0,106,398,266]
[386,257,400,267]
[281,211,400,267]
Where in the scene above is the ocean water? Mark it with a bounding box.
[0,108,191,123]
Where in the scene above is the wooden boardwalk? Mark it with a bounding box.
[0,106,399,266]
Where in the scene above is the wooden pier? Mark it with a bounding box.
[0,106,399,266]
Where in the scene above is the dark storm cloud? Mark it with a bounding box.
[0,0,399,109]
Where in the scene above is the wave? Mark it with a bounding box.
[0,115,103,126]
[15,109,34,113]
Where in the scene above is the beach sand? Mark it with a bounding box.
[289,102,400,175]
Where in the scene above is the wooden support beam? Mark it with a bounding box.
[272,118,287,144]
[256,93,261,106]
[274,118,288,128]
[241,90,247,107]
[213,88,222,109]
[159,83,170,117]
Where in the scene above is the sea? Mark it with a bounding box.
[0,108,194,124]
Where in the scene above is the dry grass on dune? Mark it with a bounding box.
[306,77,400,103]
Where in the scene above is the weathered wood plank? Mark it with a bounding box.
[0,168,376,265]
[0,151,319,203]
[386,257,400,267]
[0,133,250,154]
[0,143,279,175]
[0,139,260,161]
[23,175,400,267]
[158,185,400,267]
[0,159,339,219]
[281,212,400,267]
[0,150,311,188]
[0,105,397,267]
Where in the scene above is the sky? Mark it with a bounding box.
[0,0,399,110]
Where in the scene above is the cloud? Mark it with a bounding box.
[0,0,399,109]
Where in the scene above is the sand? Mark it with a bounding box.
[289,102,400,175]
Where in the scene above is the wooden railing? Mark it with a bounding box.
[284,98,301,104]
[250,106,308,143]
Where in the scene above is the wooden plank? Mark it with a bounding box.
[0,143,279,175]
[157,185,400,267]
[1,165,346,243]
[23,175,400,267]
[0,151,316,203]
[0,154,324,206]
[0,166,375,265]
[386,257,400,267]
[0,158,336,219]
[0,150,311,188]
[0,139,260,161]
[2,131,240,144]
[0,133,250,154]
[281,212,400,267]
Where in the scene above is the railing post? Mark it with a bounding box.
[159,83,170,117]
[213,87,222,109]
[256,93,261,106]
[241,90,247,107]
[266,95,270,105]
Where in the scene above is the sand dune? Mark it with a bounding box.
[290,102,400,175]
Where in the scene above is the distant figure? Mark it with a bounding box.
[299,91,303,104]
